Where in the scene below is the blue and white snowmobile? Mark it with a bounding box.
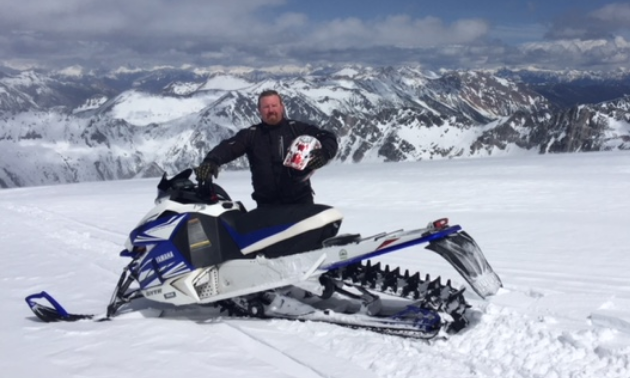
[26,169,502,339]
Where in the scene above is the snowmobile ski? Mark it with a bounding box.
[26,292,96,322]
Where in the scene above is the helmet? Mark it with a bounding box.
[283,135,322,181]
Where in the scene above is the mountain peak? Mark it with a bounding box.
[0,65,629,188]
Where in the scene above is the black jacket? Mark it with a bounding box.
[204,119,338,205]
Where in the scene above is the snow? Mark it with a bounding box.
[2,151,630,378]
[110,91,209,126]
[333,68,360,77]
[74,96,108,113]
[607,117,630,135]
[198,75,253,91]
[3,71,49,88]
[168,82,201,96]
[55,65,86,77]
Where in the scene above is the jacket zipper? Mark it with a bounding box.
[279,135,284,160]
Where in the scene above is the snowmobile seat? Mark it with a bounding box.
[219,204,343,258]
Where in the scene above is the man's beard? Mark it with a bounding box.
[265,113,281,124]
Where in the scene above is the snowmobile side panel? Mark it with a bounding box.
[141,253,328,306]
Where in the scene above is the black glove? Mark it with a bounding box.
[194,160,219,181]
[307,149,329,170]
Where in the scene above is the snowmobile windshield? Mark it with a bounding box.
[155,189,170,204]
[155,178,196,204]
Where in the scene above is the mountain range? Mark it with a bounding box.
[0,65,629,188]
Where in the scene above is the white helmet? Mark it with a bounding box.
[283,135,322,180]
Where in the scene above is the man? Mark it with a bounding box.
[195,90,338,206]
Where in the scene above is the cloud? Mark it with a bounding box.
[545,2,630,40]
[300,15,489,52]
[0,0,489,69]
[0,0,629,71]
[591,3,630,28]
[519,36,630,69]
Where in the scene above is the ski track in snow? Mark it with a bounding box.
[214,321,331,378]
[0,202,125,256]
[0,201,129,310]
[209,319,381,378]
[2,152,630,378]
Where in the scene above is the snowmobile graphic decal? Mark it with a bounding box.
[376,238,400,250]
[131,213,188,243]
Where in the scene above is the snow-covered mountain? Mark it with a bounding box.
[0,65,629,188]
[495,67,630,107]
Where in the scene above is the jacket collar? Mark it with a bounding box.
[259,118,288,130]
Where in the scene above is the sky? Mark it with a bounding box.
[2,151,630,378]
[1,0,630,72]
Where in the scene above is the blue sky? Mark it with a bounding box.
[1,0,629,71]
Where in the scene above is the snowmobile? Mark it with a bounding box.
[25,169,502,340]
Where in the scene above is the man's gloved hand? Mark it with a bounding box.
[307,149,329,170]
[194,160,219,181]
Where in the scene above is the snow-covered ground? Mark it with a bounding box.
[2,151,630,378]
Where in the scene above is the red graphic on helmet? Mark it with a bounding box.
[283,135,322,171]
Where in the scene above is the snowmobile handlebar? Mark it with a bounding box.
[155,168,223,205]
[196,177,218,203]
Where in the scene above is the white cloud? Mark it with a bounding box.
[546,2,630,40]
[0,0,628,71]
[591,3,630,27]
[1,0,288,36]
[519,36,630,69]
[307,16,489,49]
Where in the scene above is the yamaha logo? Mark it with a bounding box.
[155,251,174,263]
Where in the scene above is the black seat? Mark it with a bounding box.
[219,204,342,258]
